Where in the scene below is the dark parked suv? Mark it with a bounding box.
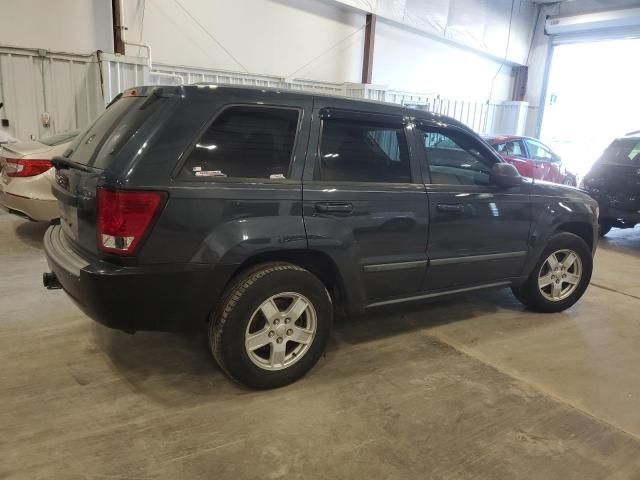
[581,132,640,237]
[44,85,598,388]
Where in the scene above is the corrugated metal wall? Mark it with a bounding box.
[0,48,528,142]
[0,46,103,142]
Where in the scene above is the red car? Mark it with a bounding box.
[484,135,577,186]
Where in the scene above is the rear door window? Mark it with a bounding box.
[180,106,300,180]
[524,139,553,162]
[495,140,525,157]
[317,117,411,183]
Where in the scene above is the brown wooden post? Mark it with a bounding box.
[361,13,376,84]
[112,0,125,55]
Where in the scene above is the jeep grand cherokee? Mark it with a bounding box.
[43,85,599,388]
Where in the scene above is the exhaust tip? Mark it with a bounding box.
[43,272,62,290]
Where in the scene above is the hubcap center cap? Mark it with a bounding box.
[274,324,287,337]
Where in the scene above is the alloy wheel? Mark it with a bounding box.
[244,292,317,371]
[538,249,582,302]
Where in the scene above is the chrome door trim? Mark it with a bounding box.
[429,251,527,266]
[363,259,428,273]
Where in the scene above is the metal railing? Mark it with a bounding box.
[0,47,529,141]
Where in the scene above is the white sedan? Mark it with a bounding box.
[0,131,79,222]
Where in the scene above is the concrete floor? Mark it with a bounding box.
[2,209,640,479]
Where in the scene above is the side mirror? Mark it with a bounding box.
[491,162,523,188]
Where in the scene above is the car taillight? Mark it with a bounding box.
[97,188,167,255]
[3,158,53,177]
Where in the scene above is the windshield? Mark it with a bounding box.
[597,138,640,166]
[40,130,80,146]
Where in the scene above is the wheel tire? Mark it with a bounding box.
[599,223,612,237]
[210,262,333,389]
[511,232,592,313]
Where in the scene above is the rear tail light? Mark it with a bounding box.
[97,188,167,255]
[2,158,53,177]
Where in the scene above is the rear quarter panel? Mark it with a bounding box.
[121,89,312,267]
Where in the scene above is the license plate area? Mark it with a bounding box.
[59,202,79,240]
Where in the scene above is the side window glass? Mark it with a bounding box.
[628,142,640,164]
[525,139,552,161]
[599,139,640,165]
[318,117,411,183]
[181,106,299,180]
[422,129,495,186]
[494,141,523,157]
[505,141,524,157]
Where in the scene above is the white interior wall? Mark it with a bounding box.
[0,0,112,53]
[0,0,525,143]
[122,0,365,83]
[336,0,537,65]
[123,0,517,100]
[374,20,514,101]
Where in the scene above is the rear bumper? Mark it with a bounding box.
[586,190,640,227]
[0,190,58,221]
[0,171,58,221]
[598,204,640,227]
[43,225,235,332]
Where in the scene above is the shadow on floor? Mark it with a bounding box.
[93,325,233,401]
[94,286,526,400]
[14,221,48,250]
[330,288,522,348]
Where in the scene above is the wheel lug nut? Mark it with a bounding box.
[285,318,291,324]
[276,337,283,344]
[286,329,293,336]
[273,319,279,325]
[268,331,275,338]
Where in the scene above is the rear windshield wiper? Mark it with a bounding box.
[51,156,94,173]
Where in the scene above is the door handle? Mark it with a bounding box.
[436,203,464,213]
[315,202,353,214]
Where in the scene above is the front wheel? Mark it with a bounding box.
[512,232,592,313]
[210,262,333,389]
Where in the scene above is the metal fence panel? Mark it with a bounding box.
[0,46,102,142]
[1,49,528,142]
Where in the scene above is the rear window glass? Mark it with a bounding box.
[598,138,640,165]
[65,96,157,169]
[40,130,80,146]
[180,106,299,180]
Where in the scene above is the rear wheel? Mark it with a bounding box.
[210,262,332,389]
[511,232,592,313]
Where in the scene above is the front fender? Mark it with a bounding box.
[523,193,598,277]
